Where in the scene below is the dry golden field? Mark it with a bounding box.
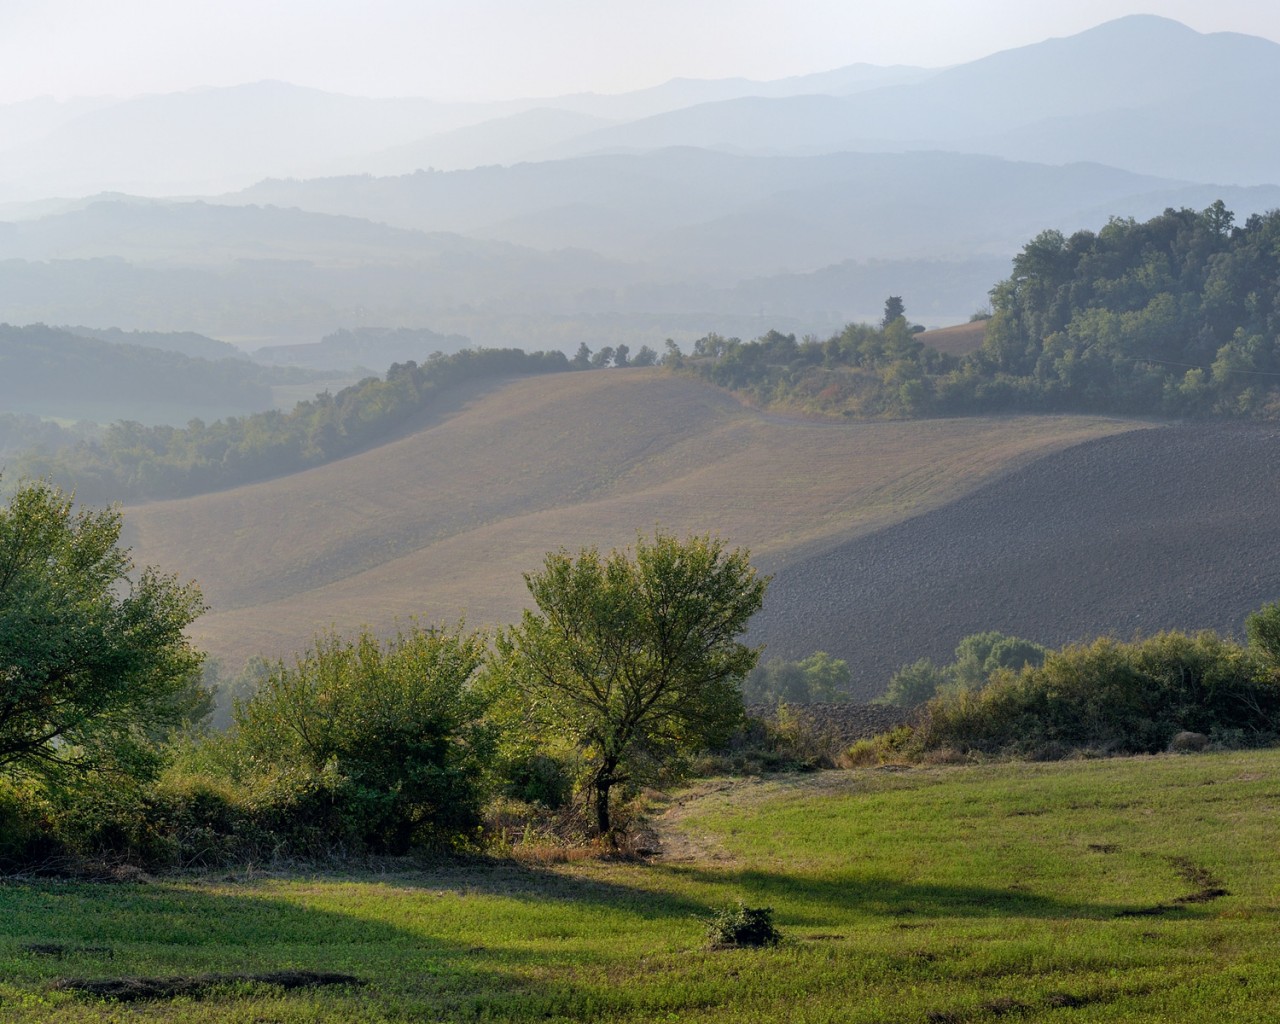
[121,369,1141,669]
[918,319,988,356]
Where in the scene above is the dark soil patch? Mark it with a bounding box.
[52,970,364,1002]
[1116,905,1170,918]
[751,424,1280,698]
[1115,856,1229,917]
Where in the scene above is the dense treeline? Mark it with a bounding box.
[18,346,570,503]
[680,203,1280,419]
[0,413,96,460]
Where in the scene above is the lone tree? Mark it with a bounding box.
[882,295,906,328]
[499,532,768,836]
[0,480,206,782]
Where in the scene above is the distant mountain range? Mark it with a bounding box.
[1,15,1277,355]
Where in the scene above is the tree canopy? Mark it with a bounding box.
[497,532,768,836]
[0,480,206,782]
[678,203,1280,420]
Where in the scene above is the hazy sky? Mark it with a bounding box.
[1,0,1278,105]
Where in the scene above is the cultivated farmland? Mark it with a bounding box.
[120,369,1138,673]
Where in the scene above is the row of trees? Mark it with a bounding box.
[16,347,572,504]
[0,481,768,865]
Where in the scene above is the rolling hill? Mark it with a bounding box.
[120,370,1140,675]
[752,423,1280,695]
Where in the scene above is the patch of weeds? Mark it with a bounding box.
[704,901,781,949]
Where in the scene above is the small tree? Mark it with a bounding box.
[882,295,906,328]
[0,480,206,782]
[498,532,768,836]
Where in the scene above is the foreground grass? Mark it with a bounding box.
[4,750,1280,1021]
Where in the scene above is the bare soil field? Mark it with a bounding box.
[751,423,1280,698]
[918,319,987,355]
[121,370,1134,669]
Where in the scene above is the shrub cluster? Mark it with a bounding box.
[912,608,1280,759]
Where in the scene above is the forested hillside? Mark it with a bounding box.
[0,324,277,425]
[683,203,1280,420]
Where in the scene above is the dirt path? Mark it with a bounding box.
[645,771,889,862]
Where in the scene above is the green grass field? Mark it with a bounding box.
[5,750,1279,1022]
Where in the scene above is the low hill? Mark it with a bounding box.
[917,320,987,356]
[120,370,1136,671]
[0,323,276,424]
[752,424,1280,696]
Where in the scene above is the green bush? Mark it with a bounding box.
[916,628,1280,758]
[744,651,852,705]
[500,752,573,809]
[0,783,63,872]
[878,633,1046,708]
[705,901,782,949]
[229,624,495,854]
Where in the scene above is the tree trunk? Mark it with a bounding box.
[594,780,612,839]
[593,757,619,840]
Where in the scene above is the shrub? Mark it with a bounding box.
[845,725,916,766]
[878,658,948,708]
[915,628,1280,758]
[0,783,64,872]
[230,623,495,854]
[705,901,782,949]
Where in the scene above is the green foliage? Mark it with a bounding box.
[917,625,1280,759]
[229,624,494,854]
[878,632,1046,707]
[704,901,781,949]
[970,204,1280,416]
[683,204,1280,420]
[951,631,1048,690]
[1246,601,1280,667]
[498,532,767,835]
[743,651,852,705]
[879,657,949,708]
[0,479,206,784]
[18,346,570,503]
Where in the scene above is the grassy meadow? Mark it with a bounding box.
[120,370,1142,670]
[5,750,1279,1022]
